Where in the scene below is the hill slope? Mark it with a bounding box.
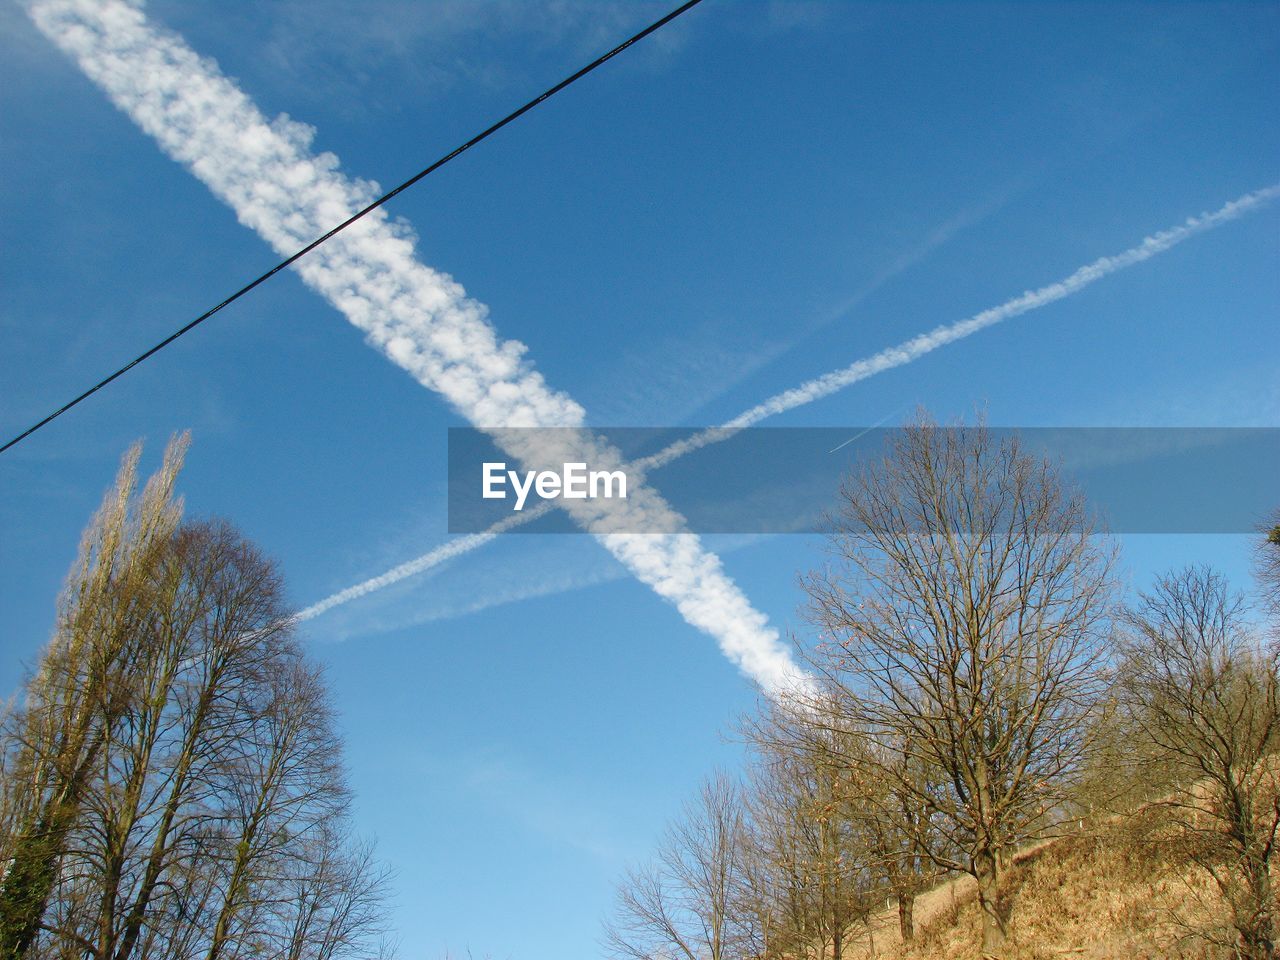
[848,815,1237,959]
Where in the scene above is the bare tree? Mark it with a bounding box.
[837,732,946,945]
[0,436,188,959]
[739,737,878,960]
[799,417,1116,957]
[604,774,752,960]
[1257,508,1280,623]
[746,689,952,949]
[1,439,392,960]
[1119,565,1280,960]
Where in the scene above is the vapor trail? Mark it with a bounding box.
[295,505,552,622]
[299,181,1279,612]
[29,0,807,695]
[643,182,1280,467]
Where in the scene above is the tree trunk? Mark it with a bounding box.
[1238,849,1276,960]
[897,889,915,943]
[975,849,1006,959]
[115,664,222,960]
[0,742,103,960]
[0,816,64,960]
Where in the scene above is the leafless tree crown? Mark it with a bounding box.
[798,418,1117,956]
[0,437,392,960]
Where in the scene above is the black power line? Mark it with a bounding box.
[1,0,706,456]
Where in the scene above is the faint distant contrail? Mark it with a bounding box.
[296,506,551,621]
[646,182,1280,466]
[30,0,809,695]
[298,182,1280,613]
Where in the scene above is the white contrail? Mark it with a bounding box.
[29,0,808,695]
[646,181,1280,466]
[299,181,1280,610]
[295,504,554,622]
[312,533,770,636]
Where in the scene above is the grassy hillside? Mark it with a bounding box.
[846,811,1243,960]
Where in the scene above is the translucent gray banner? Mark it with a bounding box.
[447,427,1278,534]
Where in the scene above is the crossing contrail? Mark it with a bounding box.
[297,182,1280,615]
[29,0,808,695]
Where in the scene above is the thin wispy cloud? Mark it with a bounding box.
[296,182,1279,613]
[582,321,790,426]
[314,532,774,640]
[296,508,549,623]
[253,0,675,115]
[805,187,1020,342]
[653,182,1280,462]
[452,748,629,862]
[28,0,807,695]
[599,192,1010,427]
[328,561,624,641]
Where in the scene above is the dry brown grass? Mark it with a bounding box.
[839,810,1244,960]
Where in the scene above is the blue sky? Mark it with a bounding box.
[1,1,1277,957]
